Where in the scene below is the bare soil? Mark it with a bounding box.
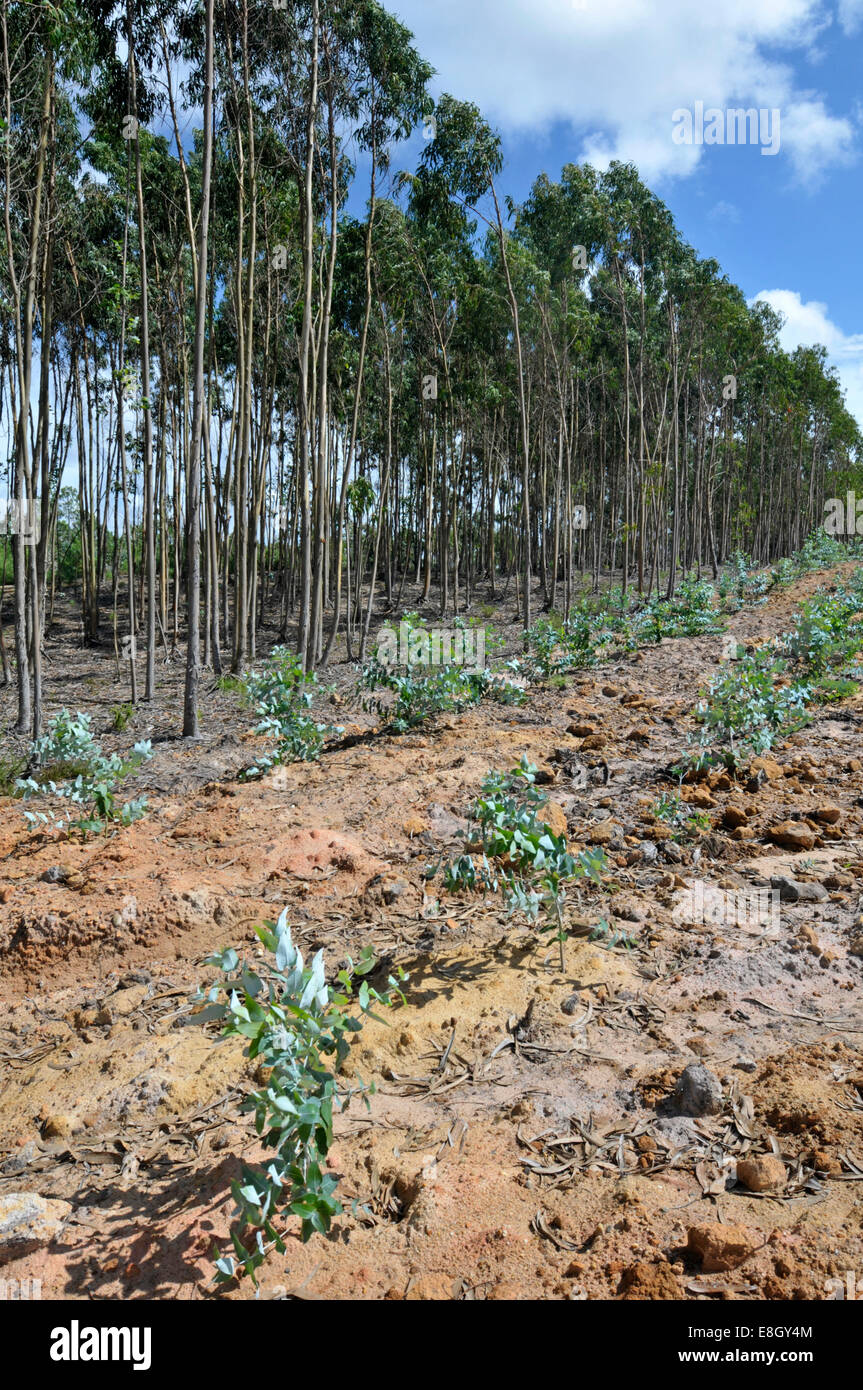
[1,568,861,1301]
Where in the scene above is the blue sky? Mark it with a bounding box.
[381,0,863,423]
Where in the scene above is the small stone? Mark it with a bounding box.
[42,1114,78,1139]
[687,1223,757,1273]
[618,1261,682,1300]
[643,822,673,841]
[40,865,69,884]
[813,805,842,825]
[579,734,606,751]
[671,1063,723,1117]
[750,756,783,781]
[773,875,827,903]
[379,877,409,905]
[768,821,816,852]
[0,1142,38,1177]
[796,882,829,903]
[0,1193,72,1265]
[405,1274,454,1301]
[487,1280,525,1300]
[733,1057,758,1074]
[736,1155,786,1193]
[823,872,852,889]
[771,876,801,903]
[723,805,749,829]
[683,787,716,809]
[538,801,568,837]
[805,1149,842,1176]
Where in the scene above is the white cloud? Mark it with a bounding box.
[751,289,863,424]
[390,0,857,184]
[838,0,863,33]
[708,200,742,223]
[780,97,856,183]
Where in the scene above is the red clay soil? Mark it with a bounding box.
[0,568,861,1300]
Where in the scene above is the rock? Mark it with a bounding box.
[601,685,619,697]
[580,734,606,751]
[723,804,749,829]
[736,1155,786,1193]
[823,872,852,889]
[405,1274,454,1301]
[804,1148,842,1176]
[654,1116,701,1145]
[638,841,659,864]
[567,722,596,738]
[787,880,828,903]
[683,786,716,809]
[382,879,407,904]
[687,1223,757,1273]
[427,804,468,841]
[561,992,583,1016]
[768,821,816,852]
[750,756,783,781]
[626,727,651,744]
[0,1143,38,1177]
[814,805,842,825]
[40,865,69,884]
[733,1057,758,1074]
[538,801,568,837]
[533,766,558,787]
[618,1261,682,1300]
[662,842,684,864]
[587,823,614,845]
[798,925,821,954]
[402,816,427,837]
[643,823,673,842]
[487,1280,525,1300]
[671,1063,723,1117]
[770,876,800,902]
[42,1114,79,1139]
[373,876,409,905]
[0,1192,72,1265]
